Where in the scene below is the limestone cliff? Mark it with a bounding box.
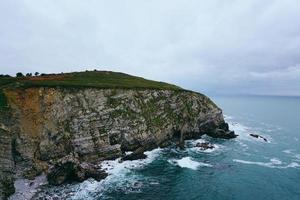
[0,84,235,199]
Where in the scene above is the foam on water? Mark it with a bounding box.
[233,158,300,169]
[227,119,272,143]
[101,148,162,175]
[283,149,293,154]
[224,115,234,120]
[188,139,223,153]
[71,148,163,199]
[283,149,300,161]
[169,157,212,170]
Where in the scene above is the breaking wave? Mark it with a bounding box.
[168,157,213,170]
[227,118,272,143]
[71,148,163,199]
[233,158,300,169]
[187,138,223,153]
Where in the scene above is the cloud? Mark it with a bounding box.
[250,66,300,80]
[0,0,300,95]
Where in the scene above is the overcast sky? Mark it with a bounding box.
[1,0,300,96]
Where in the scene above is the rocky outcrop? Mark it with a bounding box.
[195,142,214,150]
[0,110,16,199]
[249,133,268,142]
[47,154,107,185]
[0,87,235,199]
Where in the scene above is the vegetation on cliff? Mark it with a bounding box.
[0,70,184,111]
[0,90,9,112]
[0,70,182,90]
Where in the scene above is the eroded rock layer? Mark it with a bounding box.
[0,88,235,199]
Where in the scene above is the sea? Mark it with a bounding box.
[32,95,300,200]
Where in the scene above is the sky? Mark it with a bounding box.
[1,0,300,96]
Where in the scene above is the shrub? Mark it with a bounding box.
[16,72,24,77]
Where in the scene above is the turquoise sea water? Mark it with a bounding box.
[35,96,300,200]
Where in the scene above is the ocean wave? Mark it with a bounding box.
[226,118,272,143]
[70,148,163,199]
[101,148,162,175]
[168,157,212,170]
[233,158,300,169]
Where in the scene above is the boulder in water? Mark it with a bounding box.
[249,134,268,142]
[195,142,214,150]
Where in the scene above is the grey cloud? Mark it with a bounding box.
[0,0,300,95]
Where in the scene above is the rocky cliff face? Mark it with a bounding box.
[0,87,235,199]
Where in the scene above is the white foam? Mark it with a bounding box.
[283,149,293,154]
[169,157,212,170]
[125,151,133,155]
[283,149,300,161]
[190,138,206,144]
[71,148,162,199]
[270,158,282,165]
[191,144,221,153]
[286,162,300,168]
[72,179,102,200]
[227,120,272,143]
[229,122,251,139]
[101,148,162,175]
[187,139,223,153]
[224,115,234,120]
[233,158,300,169]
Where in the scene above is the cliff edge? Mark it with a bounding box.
[0,71,236,199]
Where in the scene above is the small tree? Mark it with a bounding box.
[34,72,39,76]
[26,73,32,77]
[16,72,24,77]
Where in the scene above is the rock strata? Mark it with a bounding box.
[47,154,107,185]
[0,87,235,199]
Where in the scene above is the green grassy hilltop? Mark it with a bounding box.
[0,71,182,90]
[0,70,183,111]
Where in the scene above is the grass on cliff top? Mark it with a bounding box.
[0,71,183,91]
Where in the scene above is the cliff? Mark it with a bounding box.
[0,71,235,199]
